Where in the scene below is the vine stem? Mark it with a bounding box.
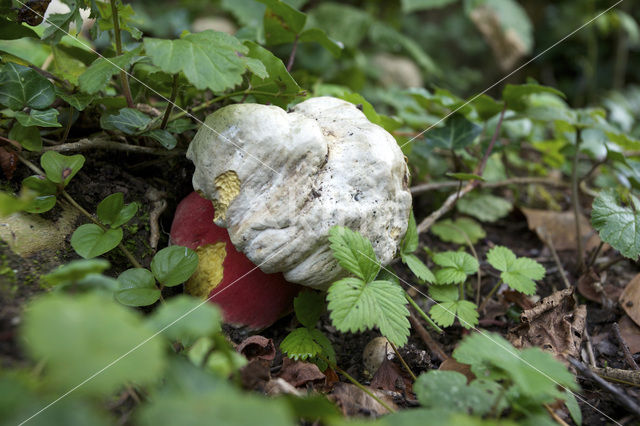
[406,293,442,333]
[160,74,179,130]
[572,128,585,273]
[110,0,134,108]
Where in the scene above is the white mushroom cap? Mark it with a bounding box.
[187,96,412,289]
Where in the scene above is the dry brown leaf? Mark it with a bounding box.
[0,147,18,180]
[577,269,622,306]
[620,273,640,328]
[520,208,601,252]
[502,290,535,310]
[469,5,527,70]
[236,335,276,361]
[619,316,640,354]
[265,377,304,397]
[239,359,271,391]
[329,382,396,417]
[278,357,326,388]
[509,288,586,361]
[370,359,412,393]
[439,358,475,383]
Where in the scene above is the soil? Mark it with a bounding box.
[1,148,639,425]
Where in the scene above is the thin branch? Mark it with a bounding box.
[43,137,183,156]
[475,106,506,175]
[572,128,585,273]
[411,176,567,196]
[612,322,640,370]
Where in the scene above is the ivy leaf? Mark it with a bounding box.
[402,253,436,283]
[116,268,161,307]
[328,226,380,283]
[8,122,41,151]
[294,291,325,329]
[100,108,152,135]
[280,327,325,361]
[57,90,95,111]
[591,190,640,260]
[97,192,138,228]
[244,41,302,108]
[430,300,479,329]
[22,293,166,396]
[327,278,410,347]
[431,218,486,245]
[79,49,140,94]
[0,62,55,110]
[298,28,343,57]
[151,245,199,287]
[144,30,256,92]
[432,251,478,285]
[71,224,123,259]
[40,151,85,186]
[426,115,481,150]
[456,193,512,222]
[401,212,419,254]
[470,94,505,121]
[486,246,545,295]
[148,295,222,344]
[143,129,177,150]
[503,83,566,111]
[14,108,61,128]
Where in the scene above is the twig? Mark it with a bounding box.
[584,327,597,368]
[388,341,417,381]
[110,0,134,108]
[539,227,571,289]
[544,404,570,426]
[411,176,568,196]
[146,188,167,252]
[408,314,448,362]
[572,128,585,273]
[43,137,183,156]
[569,357,640,417]
[592,367,640,386]
[286,34,299,72]
[160,74,179,130]
[612,323,640,370]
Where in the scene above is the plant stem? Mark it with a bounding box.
[110,0,134,108]
[475,106,506,176]
[60,105,73,143]
[406,293,443,333]
[160,74,179,130]
[286,34,299,72]
[572,128,585,273]
[388,341,417,381]
[478,280,502,312]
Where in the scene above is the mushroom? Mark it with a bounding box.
[170,191,301,328]
[187,96,412,289]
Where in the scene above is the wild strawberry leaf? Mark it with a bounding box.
[486,246,545,295]
[280,327,330,361]
[328,226,380,283]
[430,300,478,329]
[431,217,486,245]
[432,251,478,285]
[402,253,436,284]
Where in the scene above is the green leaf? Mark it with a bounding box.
[445,172,485,182]
[258,0,307,45]
[143,129,177,149]
[470,94,505,121]
[79,50,139,94]
[40,151,85,186]
[244,41,302,108]
[8,122,41,151]
[41,1,83,43]
[503,83,566,111]
[151,245,199,287]
[281,327,324,361]
[57,90,95,111]
[402,253,436,283]
[0,17,39,39]
[402,0,458,12]
[327,278,410,347]
[368,21,439,74]
[426,115,481,150]
[0,62,55,110]
[430,300,479,329]
[100,108,152,135]
[415,370,499,416]
[456,193,512,222]
[294,291,325,328]
[486,246,545,295]
[0,188,36,216]
[308,3,371,49]
[328,226,380,283]
[22,175,57,213]
[428,284,458,302]
[14,108,61,128]
[43,259,111,287]
[71,224,123,259]
[165,118,197,133]
[432,251,478,285]
[298,28,343,57]
[22,293,166,396]
[148,295,222,344]
[144,30,255,92]
[591,190,640,260]
[97,192,138,228]
[95,0,142,39]
[116,268,161,307]
[431,218,486,245]
[401,212,419,254]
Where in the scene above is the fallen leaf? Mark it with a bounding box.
[239,359,271,391]
[438,358,475,383]
[278,357,325,388]
[502,290,535,310]
[265,377,304,397]
[370,359,412,393]
[329,382,396,417]
[0,147,18,180]
[620,273,640,328]
[236,335,276,361]
[577,269,621,306]
[509,288,586,362]
[619,316,640,354]
[521,208,601,252]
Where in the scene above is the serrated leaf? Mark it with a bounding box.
[428,284,458,302]
[0,62,55,110]
[41,2,83,43]
[430,300,479,329]
[294,291,325,328]
[328,226,380,283]
[79,50,139,94]
[431,217,486,245]
[95,1,142,39]
[487,246,544,295]
[456,193,512,222]
[8,122,41,151]
[144,30,255,92]
[148,295,222,344]
[591,190,640,260]
[402,253,436,283]
[327,278,410,347]
[22,293,166,396]
[144,129,177,149]
[100,108,152,135]
[432,251,478,285]
[426,114,481,150]
[429,301,456,327]
[97,192,138,228]
[401,212,419,254]
[151,245,199,287]
[0,17,39,39]
[40,151,85,186]
[116,268,160,307]
[280,328,323,361]
[503,83,566,111]
[71,224,123,259]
